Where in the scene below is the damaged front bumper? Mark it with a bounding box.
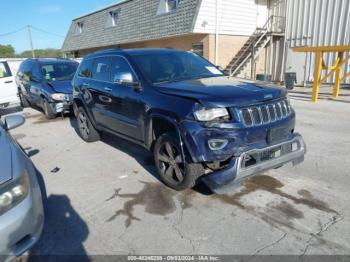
[50,99,73,114]
[201,134,306,194]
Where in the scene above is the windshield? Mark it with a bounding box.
[131,52,223,84]
[41,62,78,81]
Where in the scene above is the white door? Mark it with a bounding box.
[0,61,19,106]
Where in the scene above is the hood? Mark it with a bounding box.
[0,128,13,185]
[47,80,73,94]
[156,76,286,107]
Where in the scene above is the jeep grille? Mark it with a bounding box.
[239,99,292,127]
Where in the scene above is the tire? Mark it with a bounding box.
[43,99,56,119]
[76,107,100,142]
[19,90,30,108]
[154,133,204,191]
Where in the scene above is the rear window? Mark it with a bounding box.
[0,62,11,78]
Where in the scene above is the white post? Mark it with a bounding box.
[215,0,219,65]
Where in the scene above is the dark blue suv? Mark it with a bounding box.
[16,59,79,119]
[72,48,306,193]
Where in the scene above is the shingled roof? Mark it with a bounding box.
[62,0,201,52]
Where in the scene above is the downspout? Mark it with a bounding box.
[215,0,219,65]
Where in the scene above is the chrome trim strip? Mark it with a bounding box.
[239,99,293,127]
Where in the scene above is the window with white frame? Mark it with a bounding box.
[156,0,179,15]
[75,22,84,35]
[106,9,121,27]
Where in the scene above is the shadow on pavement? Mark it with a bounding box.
[0,106,23,116]
[69,116,212,195]
[27,166,90,261]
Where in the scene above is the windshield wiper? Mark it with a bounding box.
[155,74,219,84]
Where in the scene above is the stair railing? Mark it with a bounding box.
[229,16,277,76]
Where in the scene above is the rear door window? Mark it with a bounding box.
[92,57,110,82]
[19,60,33,81]
[0,62,11,78]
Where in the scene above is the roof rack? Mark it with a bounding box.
[91,48,123,55]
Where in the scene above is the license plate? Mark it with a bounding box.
[267,126,289,144]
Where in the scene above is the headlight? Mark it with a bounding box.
[0,170,29,216]
[51,93,69,101]
[194,107,229,122]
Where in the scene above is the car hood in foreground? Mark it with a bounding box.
[156,76,286,107]
[0,128,12,185]
[47,80,73,94]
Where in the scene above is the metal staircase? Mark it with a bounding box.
[224,16,284,77]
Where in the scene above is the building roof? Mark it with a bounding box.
[62,0,201,52]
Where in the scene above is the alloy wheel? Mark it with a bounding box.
[157,141,185,185]
[78,111,90,139]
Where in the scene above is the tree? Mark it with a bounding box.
[19,48,64,58]
[0,44,15,58]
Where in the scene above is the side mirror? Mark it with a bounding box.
[4,115,25,130]
[114,72,141,91]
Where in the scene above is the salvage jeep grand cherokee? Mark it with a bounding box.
[72,48,306,194]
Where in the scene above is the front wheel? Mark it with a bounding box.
[76,107,100,142]
[19,91,30,108]
[43,99,56,119]
[154,133,203,191]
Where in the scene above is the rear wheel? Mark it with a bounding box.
[77,107,100,142]
[43,99,56,119]
[154,133,203,191]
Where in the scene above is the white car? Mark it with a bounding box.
[0,60,20,109]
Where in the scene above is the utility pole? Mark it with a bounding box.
[27,25,35,58]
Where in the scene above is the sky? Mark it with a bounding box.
[0,0,120,53]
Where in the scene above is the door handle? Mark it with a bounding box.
[82,83,90,87]
[104,87,112,92]
[4,80,13,84]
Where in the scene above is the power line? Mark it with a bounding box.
[30,25,65,38]
[0,26,27,37]
[0,25,64,38]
